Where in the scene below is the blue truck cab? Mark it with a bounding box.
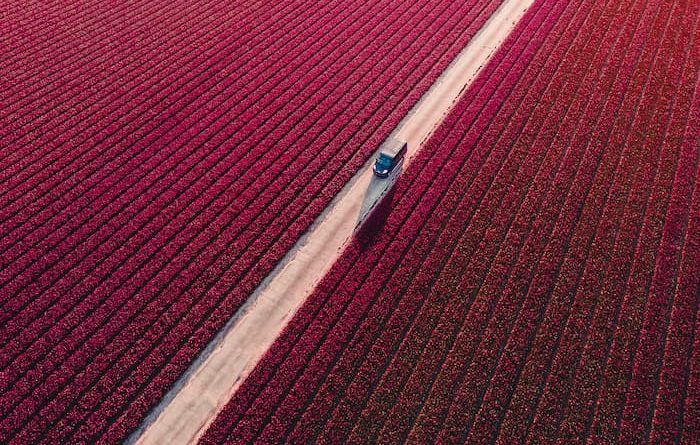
[373,138,407,178]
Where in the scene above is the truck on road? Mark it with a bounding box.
[373,138,407,178]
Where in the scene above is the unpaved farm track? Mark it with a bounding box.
[132,1,534,443]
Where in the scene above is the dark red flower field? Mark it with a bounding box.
[200,0,700,443]
[0,0,507,442]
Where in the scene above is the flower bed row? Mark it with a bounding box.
[199,0,700,442]
[0,0,507,442]
[645,93,699,444]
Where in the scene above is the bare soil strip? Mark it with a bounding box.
[130,0,534,443]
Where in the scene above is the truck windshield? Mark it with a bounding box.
[377,154,392,166]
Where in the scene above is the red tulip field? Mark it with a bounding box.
[200,0,700,442]
[0,0,507,442]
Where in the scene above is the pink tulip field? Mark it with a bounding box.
[0,0,506,442]
[200,0,700,443]
[2,0,698,442]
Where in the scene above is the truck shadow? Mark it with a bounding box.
[354,161,404,247]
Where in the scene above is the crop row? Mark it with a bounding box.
[199,0,700,443]
[0,0,506,443]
